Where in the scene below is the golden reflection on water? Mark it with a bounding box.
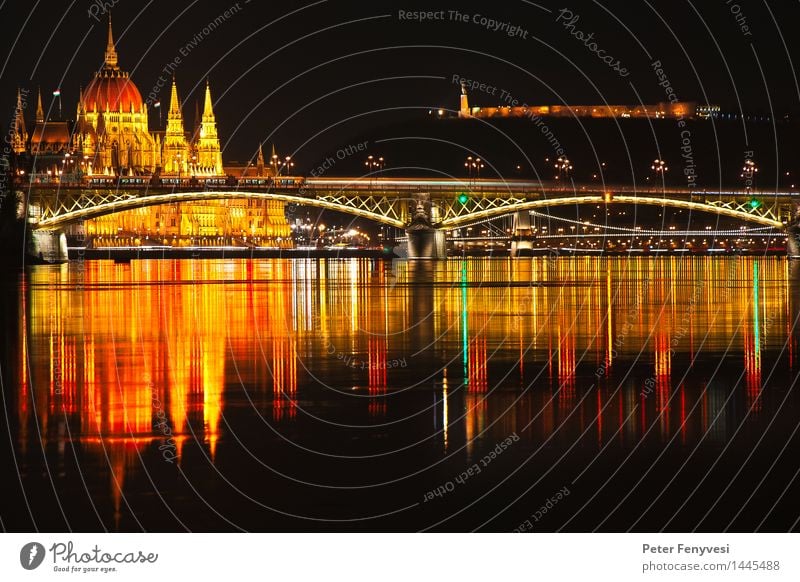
[16,256,795,501]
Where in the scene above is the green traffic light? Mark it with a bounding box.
[749,198,761,209]
[458,193,469,204]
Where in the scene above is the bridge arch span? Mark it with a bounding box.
[33,190,407,230]
[437,195,785,230]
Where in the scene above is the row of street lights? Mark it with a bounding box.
[465,156,485,179]
[271,153,294,175]
[251,152,389,176]
[482,155,778,191]
[365,155,385,171]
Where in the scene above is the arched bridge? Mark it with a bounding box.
[24,177,795,233]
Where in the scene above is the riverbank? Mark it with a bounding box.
[67,246,398,261]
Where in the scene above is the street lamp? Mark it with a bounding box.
[651,158,668,186]
[741,158,758,193]
[464,156,484,180]
[282,156,294,175]
[554,156,572,181]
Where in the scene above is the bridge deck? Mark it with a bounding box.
[17,176,798,198]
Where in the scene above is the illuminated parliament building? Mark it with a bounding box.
[10,16,291,248]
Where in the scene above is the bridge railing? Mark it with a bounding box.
[14,174,798,199]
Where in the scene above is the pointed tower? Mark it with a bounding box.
[192,100,201,144]
[104,12,119,70]
[163,77,188,175]
[78,13,157,173]
[35,88,44,123]
[256,143,265,176]
[194,80,223,175]
[30,86,70,159]
[11,89,28,154]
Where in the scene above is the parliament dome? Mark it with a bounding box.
[82,71,143,113]
[81,12,144,113]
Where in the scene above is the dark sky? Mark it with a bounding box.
[1,0,798,169]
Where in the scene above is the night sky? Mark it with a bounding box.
[1,1,798,178]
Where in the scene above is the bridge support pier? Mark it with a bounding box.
[510,210,534,257]
[788,223,800,259]
[27,229,68,263]
[405,191,446,259]
[406,227,446,259]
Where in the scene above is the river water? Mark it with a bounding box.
[2,256,799,531]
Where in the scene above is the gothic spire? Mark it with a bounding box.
[104,12,119,70]
[15,88,27,135]
[36,87,44,123]
[11,88,28,154]
[76,85,85,117]
[202,79,215,120]
[256,142,265,176]
[193,99,201,142]
[168,77,181,116]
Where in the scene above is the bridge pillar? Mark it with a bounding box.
[788,205,800,259]
[510,210,534,257]
[406,226,446,259]
[405,191,446,259]
[788,223,800,259]
[26,229,68,263]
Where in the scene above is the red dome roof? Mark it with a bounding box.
[82,71,143,113]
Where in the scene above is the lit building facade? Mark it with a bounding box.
[13,14,291,248]
[457,86,712,120]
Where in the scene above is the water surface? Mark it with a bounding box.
[2,257,799,531]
